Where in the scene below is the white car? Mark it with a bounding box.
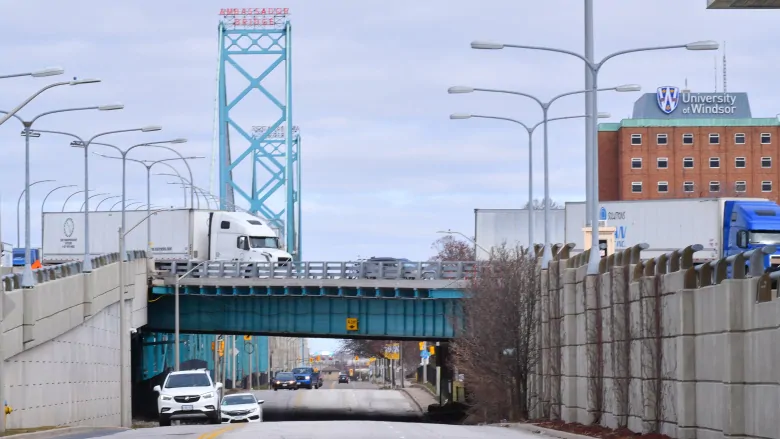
[220,393,264,423]
[153,369,223,426]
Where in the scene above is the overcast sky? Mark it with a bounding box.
[1,1,777,353]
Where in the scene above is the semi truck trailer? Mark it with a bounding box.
[41,209,292,264]
[565,198,780,266]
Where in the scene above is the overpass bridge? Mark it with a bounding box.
[145,260,476,339]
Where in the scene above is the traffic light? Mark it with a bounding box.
[419,341,425,351]
[211,341,215,351]
[428,345,435,355]
[218,340,225,357]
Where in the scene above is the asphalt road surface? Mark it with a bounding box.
[99,422,542,439]
[256,377,421,422]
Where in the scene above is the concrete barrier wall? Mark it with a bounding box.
[530,245,780,439]
[1,253,148,428]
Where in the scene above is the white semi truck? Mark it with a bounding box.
[41,209,293,264]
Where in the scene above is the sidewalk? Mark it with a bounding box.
[399,379,438,412]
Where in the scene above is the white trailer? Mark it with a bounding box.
[42,209,292,264]
[474,208,566,260]
[564,197,770,261]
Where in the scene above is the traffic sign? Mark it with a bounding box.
[354,355,359,361]
[244,335,252,341]
[421,350,430,359]
[245,342,255,354]
[346,317,358,331]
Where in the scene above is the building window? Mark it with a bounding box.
[734,133,745,144]
[761,133,771,144]
[683,157,694,168]
[683,181,694,193]
[709,157,720,168]
[631,182,642,193]
[656,134,668,145]
[735,181,747,193]
[631,134,642,145]
[734,157,746,168]
[762,157,772,168]
[657,157,668,169]
[709,181,720,192]
[682,133,694,144]
[631,158,642,169]
[762,181,773,192]
[709,133,720,144]
[657,181,669,193]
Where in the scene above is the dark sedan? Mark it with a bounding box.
[272,372,298,391]
[338,373,349,384]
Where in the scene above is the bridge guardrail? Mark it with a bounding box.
[1,250,147,292]
[154,260,481,281]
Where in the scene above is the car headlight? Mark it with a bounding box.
[201,392,214,399]
[161,395,172,401]
[247,408,257,413]
[305,375,310,380]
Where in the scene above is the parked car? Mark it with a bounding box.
[220,393,264,423]
[272,372,298,391]
[154,369,223,426]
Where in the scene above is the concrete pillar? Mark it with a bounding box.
[675,286,697,439]
[539,267,550,418]
[562,265,579,422]
[583,274,602,424]
[720,280,746,437]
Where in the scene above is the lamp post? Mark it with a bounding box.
[470,37,718,273]
[95,195,121,211]
[0,77,100,127]
[448,84,638,267]
[2,103,123,287]
[117,208,174,427]
[110,199,137,211]
[28,126,163,272]
[42,185,76,213]
[174,260,209,371]
[157,174,205,208]
[436,229,490,255]
[16,179,54,247]
[0,67,64,80]
[80,193,109,212]
[62,189,92,212]
[449,111,611,262]
[93,153,202,254]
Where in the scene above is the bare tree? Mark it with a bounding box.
[451,243,540,422]
[524,198,564,210]
[337,339,421,374]
[430,234,476,261]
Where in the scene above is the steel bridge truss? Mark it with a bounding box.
[217,19,301,258]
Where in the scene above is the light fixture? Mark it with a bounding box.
[597,112,611,118]
[448,86,475,94]
[141,125,163,132]
[614,84,642,92]
[20,130,41,138]
[470,41,504,50]
[449,113,472,120]
[685,40,720,51]
[169,138,188,143]
[69,78,101,85]
[30,67,65,78]
[98,104,125,111]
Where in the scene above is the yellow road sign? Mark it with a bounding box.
[244,335,252,341]
[346,317,358,331]
[419,341,425,350]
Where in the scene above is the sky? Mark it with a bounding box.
[1,0,778,353]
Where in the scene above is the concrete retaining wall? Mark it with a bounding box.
[1,253,147,428]
[530,245,780,439]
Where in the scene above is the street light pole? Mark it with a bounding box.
[0,67,64,80]
[448,82,636,266]
[450,111,613,255]
[16,179,54,247]
[80,193,109,211]
[0,78,100,127]
[469,39,718,273]
[95,195,121,211]
[62,189,91,212]
[41,184,76,246]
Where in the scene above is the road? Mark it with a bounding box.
[256,377,421,422]
[103,422,541,439]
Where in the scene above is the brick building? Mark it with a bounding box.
[598,88,780,202]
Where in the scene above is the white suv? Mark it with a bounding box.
[153,369,223,426]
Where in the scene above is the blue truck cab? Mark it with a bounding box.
[292,367,320,389]
[724,200,780,271]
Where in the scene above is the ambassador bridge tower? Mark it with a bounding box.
[213,8,301,259]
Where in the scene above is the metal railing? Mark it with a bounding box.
[153,260,480,281]
[1,250,147,292]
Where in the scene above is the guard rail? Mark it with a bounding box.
[1,250,147,292]
[153,260,481,281]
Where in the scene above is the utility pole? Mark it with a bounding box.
[247,343,253,390]
[231,335,236,388]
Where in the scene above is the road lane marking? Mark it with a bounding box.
[198,423,243,439]
[292,387,306,408]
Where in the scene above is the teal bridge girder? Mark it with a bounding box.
[152,260,476,298]
[145,294,463,340]
[217,17,301,257]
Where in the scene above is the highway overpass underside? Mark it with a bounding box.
[144,293,463,339]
